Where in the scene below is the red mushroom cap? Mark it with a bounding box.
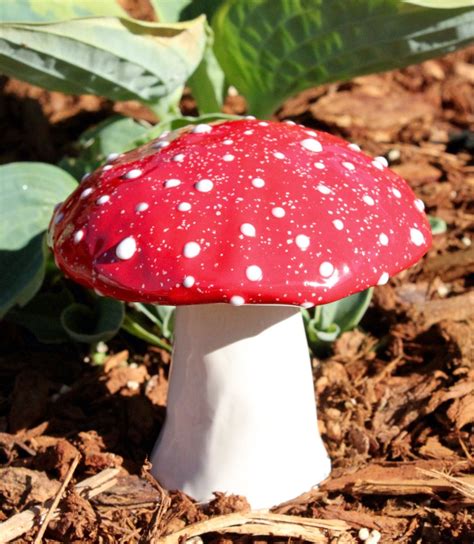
[49,119,431,307]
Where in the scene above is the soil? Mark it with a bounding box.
[0,9,473,543]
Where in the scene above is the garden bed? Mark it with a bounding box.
[0,38,473,544]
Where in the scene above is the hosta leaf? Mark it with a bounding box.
[0,16,207,106]
[61,297,125,344]
[6,288,74,342]
[213,0,474,118]
[317,288,373,333]
[0,0,126,22]
[0,162,76,315]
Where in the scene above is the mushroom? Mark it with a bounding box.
[49,119,431,508]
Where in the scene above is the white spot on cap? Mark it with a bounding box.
[317,184,331,195]
[73,230,84,243]
[333,219,344,230]
[240,223,256,237]
[273,152,285,159]
[103,165,113,171]
[246,265,263,282]
[195,179,214,193]
[177,202,192,212]
[272,207,285,218]
[348,143,361,151]
[230,295,245,306]
[259,121,269,126]
[135,202,149,213]
[319,261,334,277]
[164,179,181,188]
[363,195,375,206]
[392,187,402,198]
[342,161,355,171]
[80,188,93,199]
[183,241,201,258]
[192,124,212,134]
[183,276,195,288]
[223,154,235,162]
[314,162,325,170]
[415,198,425,212]
[295,234,310,250]
[223,139,233,145]
[302,302,314,308]
[172,154,185,162]
[284,120,296,125]
[123,169,142,179]
[116,236,137,260]
[375,156,389,167]
[252,177,265,188]
[372,160,384,171]
[96,195,110,205]
[301,138,322,152]
[152,140,169,149]
[377,272,390,285]
[81,173,90,182]
[379,233,389,246]
[410,228,425,246]
[244,129,254,135]
[106,152,119,162]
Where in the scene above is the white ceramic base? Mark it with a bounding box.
[150,304,330,509]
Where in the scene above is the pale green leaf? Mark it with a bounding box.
[404,1,474,8]
[0,0,127,22]
[213,0,474,118]
[0,16,207,105]
[61,297,125,344]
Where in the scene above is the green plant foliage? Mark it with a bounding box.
[405,1,474,7]
[429,215,448,234]
[59,115,151,180]
[0,163,77,316]
[7,288,74,343]
[0,0,127,22]
[212,0,474,118]
[61,297,125,344]
[151,0,221,24]
[302,288,373,356]
[0,16,207,109]
[122,303,174,352]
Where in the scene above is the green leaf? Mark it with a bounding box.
[404,1,474,7]
[213,0,474,118]
[61,297,125,344]
[188,25,225,113]
[6,288,74,342]
[152,0,222,23]
[0,0,127,22]
[0,163,76,316]
[122,313,172,352]
[429,215,448,234]
[0,16,207,106]
[318,288,373,333]
[0,162,77,250]
[0,233,47,318]
[59,115,151,180]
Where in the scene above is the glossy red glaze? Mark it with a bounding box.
[49,119,431,307]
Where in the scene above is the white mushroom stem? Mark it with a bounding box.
[150,304,330,509]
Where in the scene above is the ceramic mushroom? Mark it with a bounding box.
[49,119,431,509]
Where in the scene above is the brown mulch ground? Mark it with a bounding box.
[0,29,473,544]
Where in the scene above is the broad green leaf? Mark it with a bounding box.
[0,16,207,107]
[133,112,242,146]
[0,162,76,315]
[213,0,474,118]
[317,288,373,333]
[405,1,474,7]
[152,0,222,23]
[0,0,126,22]
[59,115,151,180]
[6,288,74,342]
[61,297,125,343]
[188,25,225,113]
[0,233,47,318]
[0,162,77,250]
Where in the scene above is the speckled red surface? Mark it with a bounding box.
[49,119,431,306]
